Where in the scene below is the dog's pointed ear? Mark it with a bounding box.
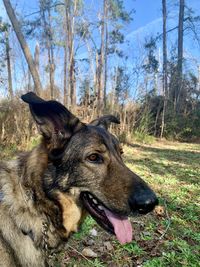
[21,92,85,150]
[90,115,120,129]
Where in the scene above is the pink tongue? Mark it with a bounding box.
[104,209,133,244]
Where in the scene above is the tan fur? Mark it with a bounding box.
[57,192,82,235]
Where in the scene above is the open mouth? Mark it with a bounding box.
[80,192,133,244]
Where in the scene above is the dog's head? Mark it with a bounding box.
[22,92,158,244]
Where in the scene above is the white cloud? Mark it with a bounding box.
[126,17,162,40]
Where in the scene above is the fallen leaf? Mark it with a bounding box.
[156,226,165,235]
[142,231,151,236]
[136,259,143,265]
[154,205,165,216]
[98,246,104,253]
[82,248,98,258]
[83,239,95,246]
[89,228,98,237]
[104,241,114,251]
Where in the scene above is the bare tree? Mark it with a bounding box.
[176,0,185,111]
[40,0,55,99]
[160,0,168,138]
[63,42,68,107]
[3,0,42,94]
[104,0,108,108]
[64,0,77,109]
[34,42,40,77]
[97,0,107,115]
[5,29,13,99]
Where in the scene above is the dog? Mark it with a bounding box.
[0,92,158,267]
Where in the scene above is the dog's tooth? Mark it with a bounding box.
[93,199,98,204]
[88,194,93,199]
[98,205,103,210]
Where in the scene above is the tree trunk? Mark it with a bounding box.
[111,66,119,112]
[3,0,42,94]
[5,30,13,99]
[34,42,40,74]
[65,0,77,109]
[41,6,55,99]
[48,45,55,99]
[86,41,95,106]
[95,51,99,97]
[160,0,168,138]
[48,8,55,99]
[97,0,106,115]
[65,0,71,106]
[63,44,68,107]
[154,102,161,136]
[33,42,40,94]
[176,0,184,111]
[103,0,108,108]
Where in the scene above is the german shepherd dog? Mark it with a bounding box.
[0,92,158,267]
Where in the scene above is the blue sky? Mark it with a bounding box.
[127,0,199,58]
[1,0,199,61]
[126,0,162,31]
[1,0,199,46]
[0,0,200,96]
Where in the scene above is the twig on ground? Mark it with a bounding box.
[159,200,171,240]
[67,244,94,264]
[151,200,171,255]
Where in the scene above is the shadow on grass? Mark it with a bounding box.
[127,143,200,162]
[125,143,200,185]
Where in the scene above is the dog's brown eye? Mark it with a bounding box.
[87,153,103,163]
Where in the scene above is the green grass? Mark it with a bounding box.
[132,131,156,144]
[123,141,200,266]
[0,136,41,160]
[73,216,96,240]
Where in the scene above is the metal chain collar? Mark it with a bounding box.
[0,190,56,263]
[42,221,57,264]
[42,221,49,255]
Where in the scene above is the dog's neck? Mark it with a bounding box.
[18,141,48,187]
[17,142,66,236]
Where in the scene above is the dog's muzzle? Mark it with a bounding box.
[128,185,158,214]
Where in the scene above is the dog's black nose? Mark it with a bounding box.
[129,186,158,214]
